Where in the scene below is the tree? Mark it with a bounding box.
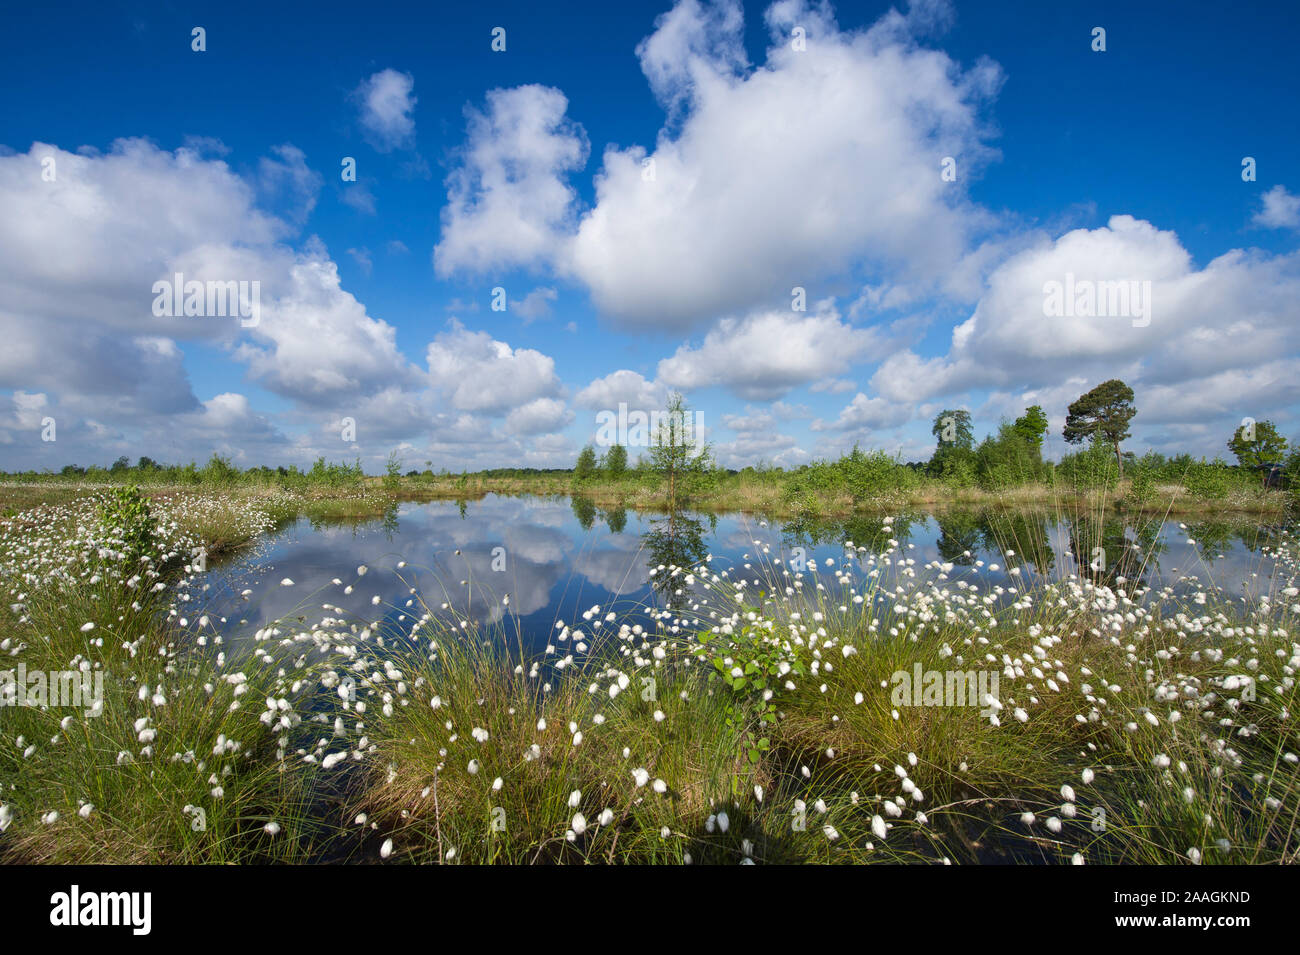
[1063,379,1137,479]
[1227,419,1288,474]
[649,393,712,508]
[931,409,973,450]
[383,450,402,490]
[929,409,975,482]
[574,444,598,482]
[975,422,1046,488]
[602,443,628,478]
[1011,405,1049,454]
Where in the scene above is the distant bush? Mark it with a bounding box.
[601,443,628,478]
[1123,466,1156,509]
[841,448,918,499]
[1182,459,1242,500]
[1057,442,1120,491]
[200,454,240,487]
[1283,448,1300,491]
[306,457,365,488]
[939,453,978,489]
[574,445,598,482]
[784,446,917,505]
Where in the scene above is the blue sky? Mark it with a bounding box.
[2,0,1298,471]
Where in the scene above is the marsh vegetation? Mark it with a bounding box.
[0,471,1295,865]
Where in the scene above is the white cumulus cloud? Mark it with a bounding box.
[353,69,418,152]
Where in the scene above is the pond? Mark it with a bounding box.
[202,494,1292,651]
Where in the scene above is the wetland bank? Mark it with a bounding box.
[0,467,1297,865]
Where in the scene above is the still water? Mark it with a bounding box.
[203,494,1290,650]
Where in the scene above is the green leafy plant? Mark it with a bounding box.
[383,451,403,490]
[1057,440,1120,492]
[1226,419,1288,472]
[97,485,158,565]
[1183,459,1234,500]
[199,453,240,486]
[574,444,598,482]
[1124,465,1155,509]
[696,622,804,766]
[601,443,628,478]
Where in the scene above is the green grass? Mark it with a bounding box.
[5,453,1292,524]
[378,472,1287,518]
[1,483,1296,864]
[350,635,754,863]
[0,491,339,863]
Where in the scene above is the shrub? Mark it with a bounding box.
[383,451,402,491]
[974,424,1046,490]
[1124,466,1156,509]
[1057,442,1119,491]
[1182,459,1234,500]
[938,453,978,489]
[838,447,918,500]
[199,454,240,487]
[97,485,157,565]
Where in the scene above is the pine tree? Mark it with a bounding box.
[1063,380,1137,479]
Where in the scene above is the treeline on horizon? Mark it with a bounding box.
[3,380,1295,501]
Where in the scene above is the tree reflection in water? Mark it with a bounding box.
[605,506,627,535]
[642,508,713,613]
[570,494,597,531]
[774,507,1190,591]
[1062,513,1163,590]
[977,510,1055,577]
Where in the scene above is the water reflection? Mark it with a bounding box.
[1061,514,1161,589]
[643,510,712,612]
[206,495,1289,651]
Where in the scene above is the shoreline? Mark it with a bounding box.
[1,474,1291,525]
